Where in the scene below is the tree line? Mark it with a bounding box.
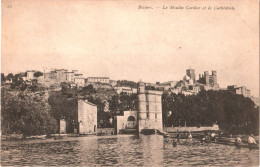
[162,90,259,135]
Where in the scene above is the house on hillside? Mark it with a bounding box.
[77,100,97,135]
[75,78,86,87]
[87,77,109,84]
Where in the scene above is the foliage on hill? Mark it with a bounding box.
[2,73,46,92]
[1,88,57,135]
[116,80,138,88]
[162,90,259,134]
[33,71,43,78]
[108,93,138,115]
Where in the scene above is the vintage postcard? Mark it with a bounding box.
[1,0,259,166]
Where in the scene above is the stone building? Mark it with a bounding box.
[186,68,196,83]
[227,85,251,98]
[26,71,36,80]
[75,78,86,87]
[43,68,83,82]
[65,72,74,82]
[183,75,194,86]
[180,85,201,96]
[115,82,163,133]
[22,70,36,81]
[138,82,163,132]
[87,77,109,84]
[198,70,219,88]
[77,100,97,134]
[114,86,137,95]
[116,111,138,134]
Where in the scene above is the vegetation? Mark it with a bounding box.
[1,73,45,92]
[108,93,138,115]
[117,80,138,88]
[1,73,6,82]
[48,91,78,133]
[1,88,57,136]
[33,71,43,78]
[162,90,259,135]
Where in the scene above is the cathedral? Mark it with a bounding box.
[198,70,219,88]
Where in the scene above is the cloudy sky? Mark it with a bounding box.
[2,0,259,96]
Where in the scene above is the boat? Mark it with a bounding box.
[50,134,68,140]
[26,135,47,139]
[10,134,23,140]
[119,129,138,134]
[210,140,259,149]
[156,130,171,138]
[36,135,47,139]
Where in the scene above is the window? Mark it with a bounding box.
[155,113,157,122]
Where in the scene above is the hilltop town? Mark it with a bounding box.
[1,68,259,137]
[1,67,256,98]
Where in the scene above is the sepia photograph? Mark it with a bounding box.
[1,0,259,166]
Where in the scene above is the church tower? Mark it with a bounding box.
[186,68,196,83]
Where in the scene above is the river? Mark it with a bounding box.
[1,135,259,166]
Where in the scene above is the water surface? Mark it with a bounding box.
[1,135,259,166]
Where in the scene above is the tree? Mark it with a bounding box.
[83,84,95,93]
[117,80,138,88]
[145,86,156,90]
[33,71,43,78]
[48,90,78,133]
[1,73,5,83]
[1,89,57,135]
[6,73,14,81]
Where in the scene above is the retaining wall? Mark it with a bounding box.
[164,125,219,133]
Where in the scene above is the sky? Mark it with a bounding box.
[2,0,259,96]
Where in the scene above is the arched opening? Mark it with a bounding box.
[127,116,135,122]
[127,116,136,129]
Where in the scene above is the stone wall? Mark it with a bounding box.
[164,125,219,133]
[116,110,138,133]
[97,128,115,135]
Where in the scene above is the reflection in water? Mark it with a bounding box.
[1,135,259,166]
